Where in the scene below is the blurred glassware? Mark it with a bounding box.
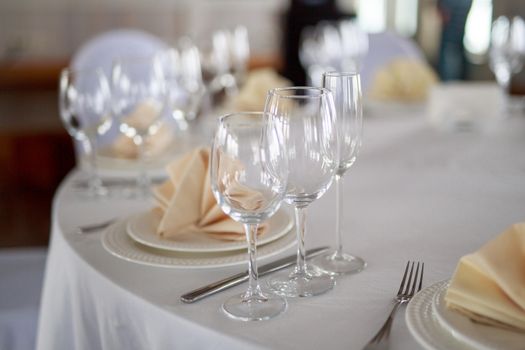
[159,39,206,130]
[111,54,168,197]
[229,26,250,86]
[59,67,112,197]
[299,19,368,87]
[489,16,525,112]
[200,26,250,99]
[338,20,369,72]
[69,30,169,166]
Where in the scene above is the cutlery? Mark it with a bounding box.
[73,177,166,189]
[363,261,424,350]
[76,218,117,234]
[180,246,330,303]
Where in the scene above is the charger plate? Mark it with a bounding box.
[102,219,296,269]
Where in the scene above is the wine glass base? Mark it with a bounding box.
[268,267,335,297]
[222,292,287,321]
[311,251,366,276]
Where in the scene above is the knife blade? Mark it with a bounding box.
[180,246,329,303]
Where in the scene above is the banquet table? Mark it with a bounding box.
[36,86,525,350]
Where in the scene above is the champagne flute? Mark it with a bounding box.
[210,112,288,321]
[266,87,338,297]
[111,54,168,197]
[59,67,112,197]
[312,71,365,275]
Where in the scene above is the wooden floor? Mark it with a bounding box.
[0,88,75,248]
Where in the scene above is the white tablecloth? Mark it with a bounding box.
[36,95,525,350]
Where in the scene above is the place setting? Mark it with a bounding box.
[100,146,297,269]
[405,222,525,350]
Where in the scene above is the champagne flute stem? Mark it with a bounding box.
[335,174,344,256]
[134,134,150,197]
[243,223,262,299]
[294,206,308,275]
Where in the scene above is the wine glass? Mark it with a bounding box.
[210,112,288,321]
[489,16,525,112]
[59,67,112,197]
[159,40,205,130]
[265,87,338,297]
[312,71,365,275]
[111,54,168,197]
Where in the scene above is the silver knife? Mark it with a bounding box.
[180,246,329,303]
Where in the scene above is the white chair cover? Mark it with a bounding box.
[360,31,425,91]
[71,29,168,77]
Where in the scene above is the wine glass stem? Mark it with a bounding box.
[243,223,263,299]
[294,206,308,275]
[84,136,103,193]
[134,134,150,196]
[335,174,344,256]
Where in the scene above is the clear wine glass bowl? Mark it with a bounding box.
[59,67,112,197]
[210,112,288,321]
[265,86,338,297]
[111,54,168,197]
[312,71,366,275]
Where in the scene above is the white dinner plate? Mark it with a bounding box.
[102,219,296,269]
[126,208,294,253]
[432,281,525,350]
[406,280,525,350]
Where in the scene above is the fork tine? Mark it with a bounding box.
[418,262,424,292]
[403,262,415,295]
[409,262,420,296]
[397,261,410,295]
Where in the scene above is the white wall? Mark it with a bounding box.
[0,0,287,60]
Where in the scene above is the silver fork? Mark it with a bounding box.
[363,261,424,350]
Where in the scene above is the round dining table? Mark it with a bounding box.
[36,83,525,350]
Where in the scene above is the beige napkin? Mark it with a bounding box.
[233,68,290,111]
[152,147,266,241]
[445,223,525,332]
[110,100,173,159]
[367,58,438,103]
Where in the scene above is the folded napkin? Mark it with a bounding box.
[110,100,173,159]
[367,58,438,103]
[152,147,266,241]
[233,68,290,111]
[445,223,525,332]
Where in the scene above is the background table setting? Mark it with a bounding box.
[34,19,525,350]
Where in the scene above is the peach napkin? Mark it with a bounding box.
[110,100,173,159]
[445,223,525,332]
[152,147,266,241]
[367,58,438,103]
